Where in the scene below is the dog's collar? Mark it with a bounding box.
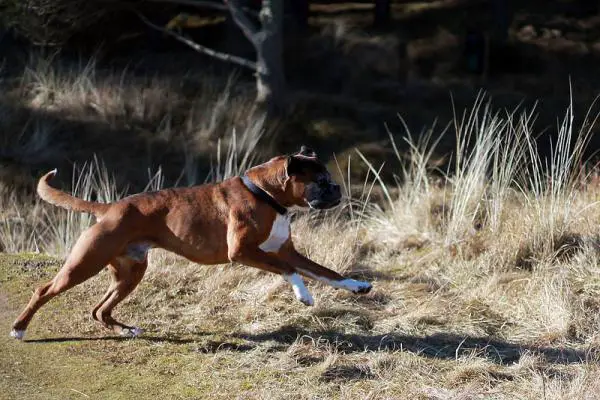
[241,175,288,215]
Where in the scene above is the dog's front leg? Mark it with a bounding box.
[228,233,314,306]
[280,247,372,294]
[282,272,314,306]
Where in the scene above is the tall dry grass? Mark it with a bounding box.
[361,92,599,258]
[1,54,264,193]
[2,57,600,398]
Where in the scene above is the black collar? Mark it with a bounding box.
[241,175,288,215]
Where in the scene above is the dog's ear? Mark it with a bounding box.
[285,155,305,177]
[297,145,317,158]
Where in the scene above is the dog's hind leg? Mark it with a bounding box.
[92,257,147,337]
[10,220,129,340]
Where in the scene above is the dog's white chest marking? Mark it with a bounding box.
[259,213,290,253]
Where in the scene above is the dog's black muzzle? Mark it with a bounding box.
[307,183,342,209]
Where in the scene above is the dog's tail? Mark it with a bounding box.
[37,169,110,217]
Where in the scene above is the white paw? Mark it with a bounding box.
[298,291,315,306]
[284,273,314,306]
[9,329,25,340]
[337,279,372,294]
[120,326,143,338]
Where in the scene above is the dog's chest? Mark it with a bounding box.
[259,214,291,253]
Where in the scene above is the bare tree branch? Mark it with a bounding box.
[136,12,258,72]
[226,0,260,44]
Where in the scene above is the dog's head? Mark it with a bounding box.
[284,145,342,209]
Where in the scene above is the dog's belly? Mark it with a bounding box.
[123,239,230,265]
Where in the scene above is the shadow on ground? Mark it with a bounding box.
[24,334,256,352]
[24,325,594,365]
[234,326,594,365]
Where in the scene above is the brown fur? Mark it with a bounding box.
[12,154,366,336]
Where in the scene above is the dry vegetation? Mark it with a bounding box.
[0,53,268,192]
[2,58,600,399]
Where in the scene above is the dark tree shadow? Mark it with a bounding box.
[0,98,224,194]
[22,324,596,364]
[233,326,595,365]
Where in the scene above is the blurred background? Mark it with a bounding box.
[0,0,599,192]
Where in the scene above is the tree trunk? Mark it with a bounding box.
[289,0,309,32]
[255,0,286,114]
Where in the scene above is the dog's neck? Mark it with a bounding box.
[245,160,297,208]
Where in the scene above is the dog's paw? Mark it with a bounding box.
[9,329,25,340]
[120,327,143,338]
[353,282,372,294]
[293,282,315,306]
[298,292,315,306]
[285,273,315,306]
[338,279,372,294]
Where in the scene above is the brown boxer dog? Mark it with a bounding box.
[10,146,372,339]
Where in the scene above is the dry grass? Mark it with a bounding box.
[0,53,265,193]
[2,65,600,398]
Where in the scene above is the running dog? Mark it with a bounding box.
[10,146,372,339]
